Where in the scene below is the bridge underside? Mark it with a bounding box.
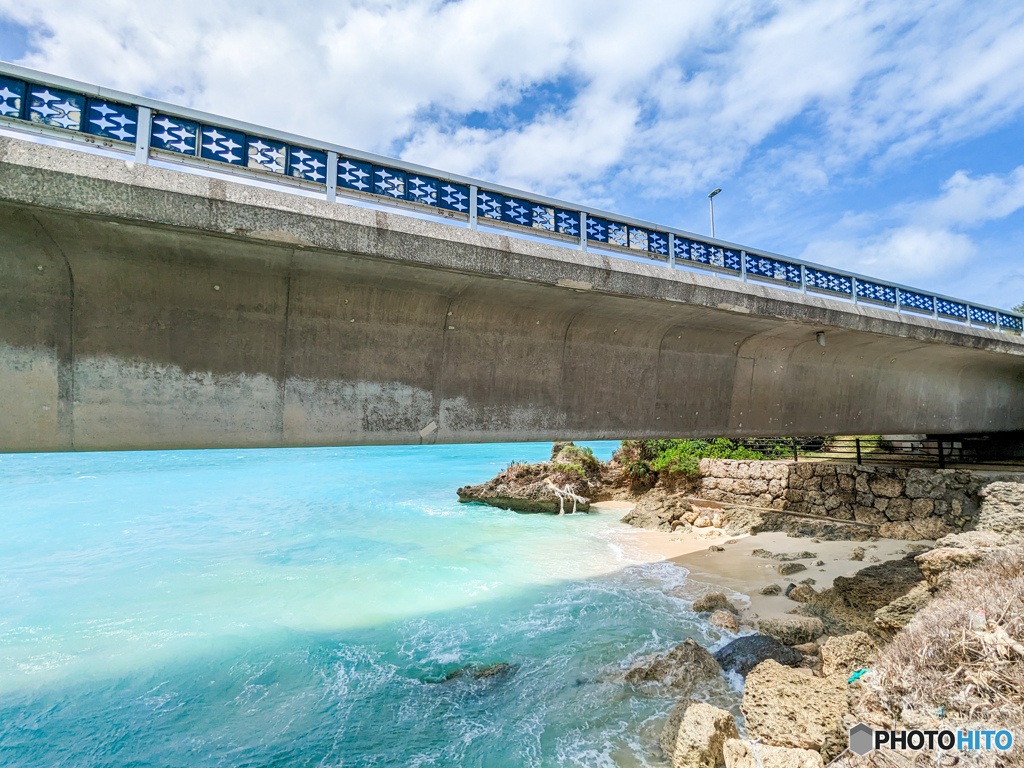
[2,138,1023,452]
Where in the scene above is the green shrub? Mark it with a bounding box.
[551,462,586,483]
[555,444,600,471]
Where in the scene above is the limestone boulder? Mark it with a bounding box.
[777,562,806,576]
[915,546,985,588]
[757,616,824,646]
[786,584,817,603]
[741,660,848,756]
[830,555,923,611]
[975,481,1024,540]
[723,739,824,768]
[709,610,739,633]
[693,592,738,614]
[622,639,722,696]
[873,581,931,634]
[819,631,877,678]
[665,702,738,768]
[713,634,802,675]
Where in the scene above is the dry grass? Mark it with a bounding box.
[856,545,1024,766]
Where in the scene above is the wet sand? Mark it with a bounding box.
[593,501,930,623]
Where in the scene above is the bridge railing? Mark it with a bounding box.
[1,61,1021,334]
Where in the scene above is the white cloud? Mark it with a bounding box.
[801,166,1024,284]
[5,0,1024,205]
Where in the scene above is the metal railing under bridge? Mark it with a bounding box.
[1,61,1021,334]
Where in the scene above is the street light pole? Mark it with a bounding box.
[708,188,721,238]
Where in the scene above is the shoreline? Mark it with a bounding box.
[593,500,931,624]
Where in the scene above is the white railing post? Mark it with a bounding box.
[668,233,675,268]
[800,264,807,294]
[851,277,858,305]
[580,212,587,251]
[134,106,152,165]
[469,186,478,230]
[740,251,747,282]
[326,151,338,202]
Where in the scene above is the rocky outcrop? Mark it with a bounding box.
[692,592,737,614]
[873,581,931,634]
[819,632,876,677]
[621,639,722,697]
[741,660,848,757]
[663,701,738,768]
[457,460,593,513]
[723,739,824,768]
[713,634,802,675]
[829,554,923,611]
[972,481,1024,539]
[757,616,825,646]
[914,546,986,588]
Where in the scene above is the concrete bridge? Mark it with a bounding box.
[2,136,1024,452]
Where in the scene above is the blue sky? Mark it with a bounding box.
[2,0,1023,310]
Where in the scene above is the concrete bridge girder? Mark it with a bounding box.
[1,136,1023,451]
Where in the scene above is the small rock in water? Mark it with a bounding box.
[814,560,825,566]
[800,577,816,586]
[709,610,739,633]
[692,592,738,614]
[472,662,516,680]
[708,545,725,552]
[713,634,802,675]
[777,562,807,576]
[760,583,782,596]
[849,547,866,561]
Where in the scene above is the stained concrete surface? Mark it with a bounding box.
[1,136,1023,452]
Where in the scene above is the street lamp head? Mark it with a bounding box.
[708,188,722,199]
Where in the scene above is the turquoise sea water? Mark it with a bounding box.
[0,442,738,767]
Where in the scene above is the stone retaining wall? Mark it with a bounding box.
[697,459,1024,539]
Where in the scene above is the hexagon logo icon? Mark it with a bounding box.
[849,723,874,756]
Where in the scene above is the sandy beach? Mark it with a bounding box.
[592,500,930,624]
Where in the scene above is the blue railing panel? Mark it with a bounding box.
[373,165,406,199]
[747,254,802,284]
[899,289,934,313]
[406,173,439,206]
[936,299,968,320]
[531,203,554,231]
[587,216,609,243]
[1000,313,1024,332]
[856,280,897,305]
[502,196,532,227]
[439,183,470,213]
[152,114,199,154]
[199,126,245,165]
[628,226,648,252]
[674,238,742,272]
[0,75,25,118]
[805,268,852,295]
[970,307,998,326]
[288,147,327,184]
[247,136,286,174]
[555,210,579,237]
[85,99,138,143]
[337,157,372,192]
[28,85,84,131]
[1,63,1021,335]
[649,231,668,256]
